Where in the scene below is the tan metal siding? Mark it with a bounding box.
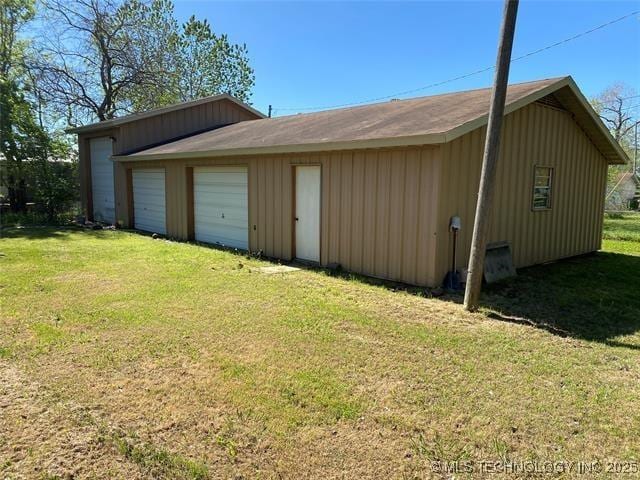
[81,99,259,223]
[116,99,258,154]
[436,102,608,283]
[123,145,442,286]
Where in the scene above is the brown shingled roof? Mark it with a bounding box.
[118,76,627,165]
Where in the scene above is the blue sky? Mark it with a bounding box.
[173,1,640,117]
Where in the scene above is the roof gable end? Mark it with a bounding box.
[66,94,265,134]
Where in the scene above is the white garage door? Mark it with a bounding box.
[194,166,248,250]
[90,137,115,223]
[132,169,166,235]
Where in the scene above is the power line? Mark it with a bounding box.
[274,10,640,114]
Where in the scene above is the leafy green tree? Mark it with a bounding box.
[34,0,255,125]
[176,16,254,103]
[1,0,38,212]
[1,0,77,217]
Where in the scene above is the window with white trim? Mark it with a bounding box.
[532,166,553,210]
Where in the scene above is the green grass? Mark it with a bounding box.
[603,211,640,242]
[1,220,639,479]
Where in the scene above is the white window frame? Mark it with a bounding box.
[532,166,553,211]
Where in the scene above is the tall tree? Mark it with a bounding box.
[33,0,176,124]
[591,84,639,208]
[592,84,639,149]
[175,16,254,104]
[1,0,39,212]
[33,0,255,125]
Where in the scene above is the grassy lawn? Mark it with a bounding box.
[1,217,639,479]
[603,211,640,243]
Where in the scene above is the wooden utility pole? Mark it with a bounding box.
[463,0,519,311]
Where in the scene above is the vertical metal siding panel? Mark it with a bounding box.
[568,117,581,255]
[402,149,420,284]
[322,154,332,264]
[258,159,267,252]
[568,123,580,256]
[281,156,291,260]
[497,112,513,245]
[585,136,597,253]
[265,157,275,256]
[388,150,406,281]
[351,152,365,273]
[273,157,283,258]
[525,105,540,265]
[434,102,609,281]
[217,101,224,124]
[559,112,573,257]
[551,107,564,258]
[248,158,258,251]
[585,148,597,251]
[114,162,128,226]
[427,148,442,286]
[329,152,342,264]
[362,151,378,276]
[415,149,430,286]
[464,128,483,268]
[205,102,213,125]
[575,126,587,256]
[445,137,461,269]
[435,142,453,280]
[590,150,600,251]
[515,108,531,266]
[583,133,596,252]
[339,153,353,269]
[596,161,607,250]
[540,105,552,261]
[580,130,591,254]
[374,153,391,278]
[511,108,525,264]
[178,163,186,238]
[550,109,565,259]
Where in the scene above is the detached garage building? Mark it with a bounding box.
[70,76,628,287]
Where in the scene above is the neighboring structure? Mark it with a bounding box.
[70,76,628,287]
[606,171,640,210]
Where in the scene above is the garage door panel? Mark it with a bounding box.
[90,137,115,223]
[196,226,247,247]
[194,166,248,250]
[194,194,248,209]
[133,169,166,235]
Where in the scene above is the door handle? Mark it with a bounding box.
[295,217,299,221]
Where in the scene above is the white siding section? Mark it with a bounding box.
[90,137,115,223]
[194,166,248,249]
[132,169,166,235]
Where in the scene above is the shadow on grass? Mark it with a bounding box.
[301,250,640,350]
[0,225,115,241]
[478,251,640,350]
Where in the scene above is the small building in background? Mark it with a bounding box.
[606,171,640,210]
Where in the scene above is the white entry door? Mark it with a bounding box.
[295,166,321,262]
[193,166,248,250]
[90,137,115,223]
[132,169,166,235]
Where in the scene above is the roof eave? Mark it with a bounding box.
[112,133,447,161]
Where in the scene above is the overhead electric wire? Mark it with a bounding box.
[273,10,640,114]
